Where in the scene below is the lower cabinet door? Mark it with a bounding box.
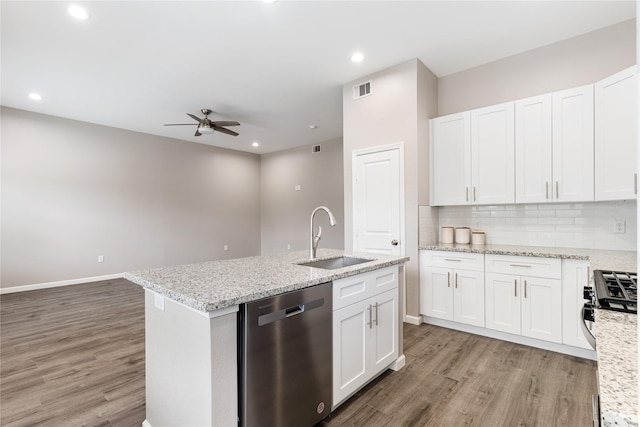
[420,266,454,320]
[453,269,485,327]
[521,276,562,343]
[562,259,593,349]
[371,289,398,375]
[485,272,521,335]
[332,299,369,406]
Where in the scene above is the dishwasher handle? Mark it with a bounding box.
[258,297,324,326]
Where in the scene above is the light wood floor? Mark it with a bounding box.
[1,279,597,426]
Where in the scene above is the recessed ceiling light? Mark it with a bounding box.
[252,142,260,147]
[351,52,364,63]
[309,125,318,129]
[28,93,42,101]
[68,5,89,20]
[261,0,276,3]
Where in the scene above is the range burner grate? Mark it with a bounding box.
[594,270,637,314]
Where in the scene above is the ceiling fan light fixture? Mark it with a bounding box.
[198,125,214,134]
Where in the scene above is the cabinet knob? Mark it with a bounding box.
[391,239,399,246]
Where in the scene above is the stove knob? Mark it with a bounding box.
[583,287,594,300]
[583,303,595,322]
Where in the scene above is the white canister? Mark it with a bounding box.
[441,226,454,244]
[455,227,471,244]
[472,231,486,245]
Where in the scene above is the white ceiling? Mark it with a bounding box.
[2,1,635,154]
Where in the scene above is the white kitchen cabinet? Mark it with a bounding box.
[420,251,485,327]
[430,112,471,206]
[515,94,553,203]
[332,267,398,407]
[595,66,638,201]
[430,104,514,206]
[562,259,593,350]
[471,102,515,204]
[485,255,562,344]
[552,84,594,202]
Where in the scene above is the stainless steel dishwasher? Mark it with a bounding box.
[239,282,332,427]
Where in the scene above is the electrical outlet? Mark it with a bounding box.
[97,255,104,263]
[287,244,291,250]
[224,244,229,251]
[294,185,301,191]
[614,220,626,233]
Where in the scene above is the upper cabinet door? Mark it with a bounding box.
[515,94,553,204]
[430,112,471,206]
[471,102,515,205]
[552,85,595,202]
[595,66,638,201]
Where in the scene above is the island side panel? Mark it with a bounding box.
[144,290,238,427]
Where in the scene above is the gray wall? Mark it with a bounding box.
[438,19,636,115]
[260,138,344,255]
[1,107,261,287]
[343,59,438,319]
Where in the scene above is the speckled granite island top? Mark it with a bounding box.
[420,243,637,272]
[595,310,638,427]
[124,249,409,313]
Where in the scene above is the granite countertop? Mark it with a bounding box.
[124,249,409,313]
[595,310,638,427]
[419,243,637,272]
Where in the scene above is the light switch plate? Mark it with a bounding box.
[614,220,626,233]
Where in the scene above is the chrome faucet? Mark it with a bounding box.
[310,206,337,259]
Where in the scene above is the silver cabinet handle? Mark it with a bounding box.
[447,271,451,288]
[635,173,638,195]
[473,186,477,201]
[368,305,372,329]
[514,279,517,297]
[556,181,559,199]
[455,272,458,289]
[524,280,527,299]
[444,258,462,262]
[546,182,549,199]
[587,266,591,285]
[374,302,379,326]
[510,264,532,268]
[391,239,399,246]
[466,187,469,202]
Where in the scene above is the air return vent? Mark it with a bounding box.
[312,145,321,153]
[353,80,372,100]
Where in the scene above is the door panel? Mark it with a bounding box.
[332,301,368,405]
[371,290,398,373]
[453,269,485,327]
[420,266,453,320]
[521,276,562,343]
[354,148,402,255]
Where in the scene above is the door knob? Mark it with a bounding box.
[391,239,399,246]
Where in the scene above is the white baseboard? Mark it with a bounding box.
[389,354,406,371]
[403,314,422,325]
[422,316,597,361]
[0,273,124,294]
[142,420,152,427]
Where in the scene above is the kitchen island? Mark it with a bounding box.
[125,249,409,427]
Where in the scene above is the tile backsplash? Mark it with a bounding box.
[419,200,637,251]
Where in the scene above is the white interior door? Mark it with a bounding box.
[353,146,403,256]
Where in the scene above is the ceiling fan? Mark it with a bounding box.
[164,109,240,137]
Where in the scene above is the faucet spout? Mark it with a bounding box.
[310,206,337,259]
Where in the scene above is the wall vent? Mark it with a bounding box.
[312,145,321,153]
[353,80,372,100]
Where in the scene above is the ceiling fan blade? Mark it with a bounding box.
[211,121,240,127]
[187,113,203,124]
[164,123,198,126]
[194,128,202,137]
[213,126,239,137]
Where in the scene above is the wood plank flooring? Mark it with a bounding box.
[1,279,597,426]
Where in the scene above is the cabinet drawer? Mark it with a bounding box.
[485,254,561,279]
[333,266,398,311]
[422,250,484,271]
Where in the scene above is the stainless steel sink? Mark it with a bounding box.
[297,256,373,270]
